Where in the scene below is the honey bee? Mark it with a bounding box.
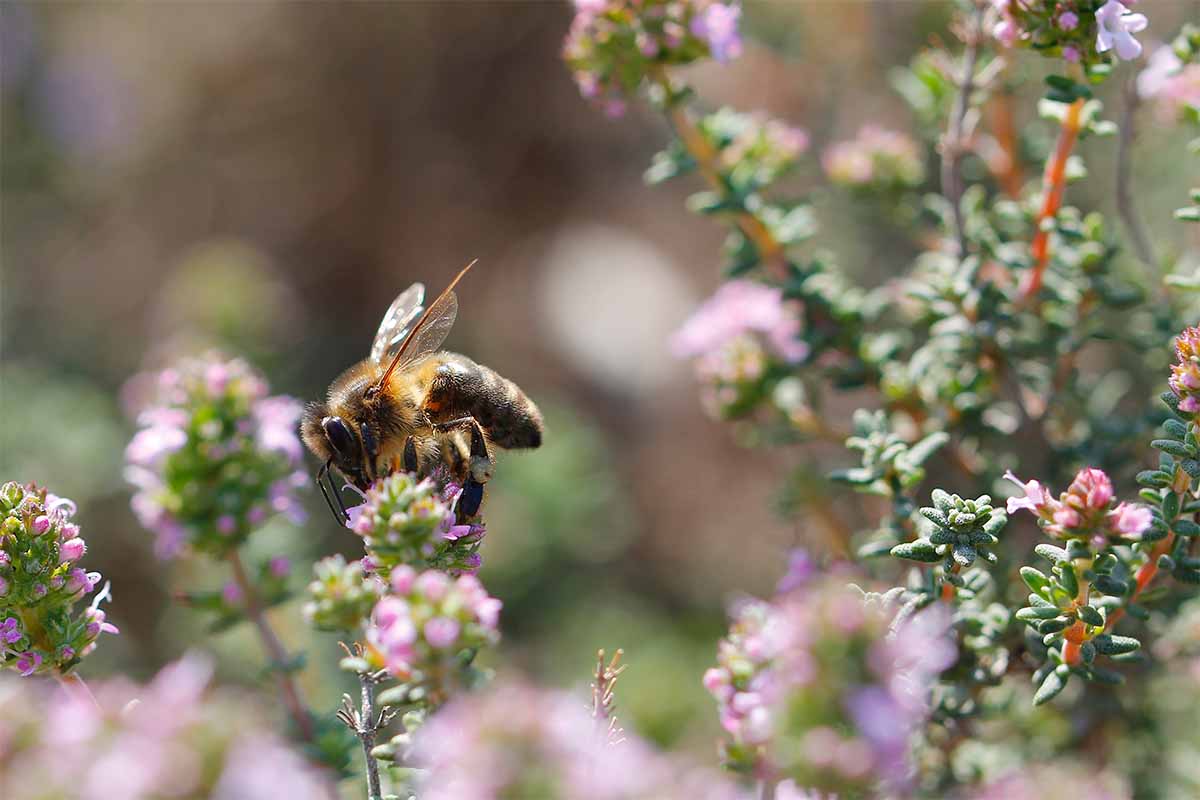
[302,261,543,523]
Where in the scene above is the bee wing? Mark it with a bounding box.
[369,283,425,365]
[376,260,475,389]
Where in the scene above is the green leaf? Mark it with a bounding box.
[890,540,942,563]
[1163,491,1181,521]
[1016,606,1063,622]
[1078,605,1104,627]
[1175,519,1200,537]
[1059,563,1079,598]
[906,432,949,466]
[952,543,977,566]
[1093,575,1129,596]
[1153,439,1195,458]
[1034,670,1068,705]
[1137,470,1171,488]
[1020,567,1050,595]
[1035,544,1068,563]
[1164,419,1190,440]
[1093,634,1141,655]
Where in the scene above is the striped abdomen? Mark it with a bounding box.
[420,352,543,450]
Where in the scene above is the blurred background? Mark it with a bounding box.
[2,0,1198,759]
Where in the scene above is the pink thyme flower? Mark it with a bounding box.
[1109,502,1153,538]
[59,537,86,561]
[0,617,22,645]
[1003,470,1054,515]
[1005,467,1151,542]
[1063,45,1082,63]
[1068,467,1114,510]
[1057,10,1079,30]
[1095,0,1148,61]
[1170,327,1200,414]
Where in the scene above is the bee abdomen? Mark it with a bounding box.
[427,354,543,450]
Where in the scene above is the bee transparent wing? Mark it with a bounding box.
[376,260,475,388]
[394,289,458,367]
[369,283,425,365]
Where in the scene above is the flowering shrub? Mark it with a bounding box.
[561,0,1200,796]
[0,483,115,677]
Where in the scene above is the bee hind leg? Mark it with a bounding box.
[432,416,493,518]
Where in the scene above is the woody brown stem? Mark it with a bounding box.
[648,67,789,282]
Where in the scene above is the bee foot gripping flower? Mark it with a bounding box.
[345,470,486,576]
[124,353,307,558]
[0,482,115,676]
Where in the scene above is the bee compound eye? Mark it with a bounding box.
[322,416,357,459]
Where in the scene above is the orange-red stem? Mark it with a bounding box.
[1019,98,1085,301]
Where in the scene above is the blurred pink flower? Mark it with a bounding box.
[672,280,807,363]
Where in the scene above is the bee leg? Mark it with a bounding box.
[431,416,493,518]
[403,436,419,473]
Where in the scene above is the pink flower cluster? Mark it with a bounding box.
[822,125,924,190]
[0,654,335,800]
[1004,467,1152,543]
[366,566,501,687]
[564,0,743,118]
[125,354,307,559]
[703,561,956,793]
[413,679,748,800]
[672,280,808,416]
[0,483,115,677]
[1169,326,1200,414]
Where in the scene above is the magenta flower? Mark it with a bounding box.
[1057,10,1079,30]
[1095,0,1148,61]
[0,617,22,646]
[15,650,42,676]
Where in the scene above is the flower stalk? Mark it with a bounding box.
[228,547,315,742]
[1019,96,1086,301]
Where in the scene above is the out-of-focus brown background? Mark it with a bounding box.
[2,0,1197,753]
